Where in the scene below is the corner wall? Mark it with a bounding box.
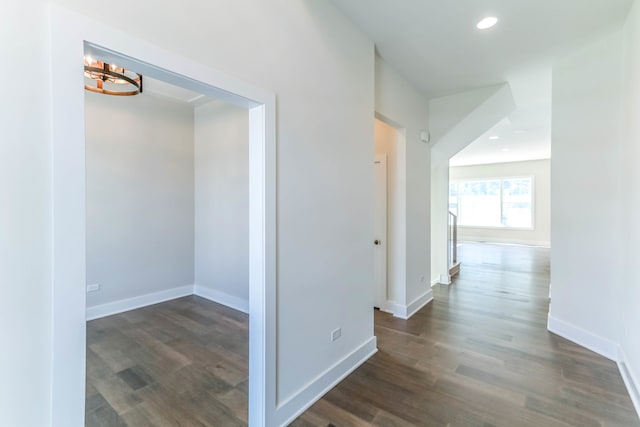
[549,29,624,358]
[85,92,195,311]
[550,14,640,415]
[620,0,640,413]
[194,100,250,312]
[0,1,52,425]
[0,0,379,424]
[374,55,432,318]
[47,1,377,422]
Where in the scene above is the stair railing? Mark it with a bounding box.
[448,211,458,271]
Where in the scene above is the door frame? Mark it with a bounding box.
[49,5,277,426]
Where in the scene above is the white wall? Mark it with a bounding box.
[375,55,432,316]
[549,29,625,355]
[374,119,406,306]
[41,0,375,422]
[0,1,52,425]
[550,15,640,413]
[194,100,249,309]
[450,159,551,247]
[85,92,195,308]
[621,0,640,410]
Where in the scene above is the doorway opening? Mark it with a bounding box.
[447,156,551,275]
[50,7,276,426]
[84,57,253,424]
[373,116,406,315]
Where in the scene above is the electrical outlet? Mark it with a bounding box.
[87,283,100,293]
[331,327,342,342]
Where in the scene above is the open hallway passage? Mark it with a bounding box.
[293,243,639,427]
[85,296,248,426]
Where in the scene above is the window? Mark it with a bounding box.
[449,177,533,229]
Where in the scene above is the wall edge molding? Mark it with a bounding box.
[275,337,377,426]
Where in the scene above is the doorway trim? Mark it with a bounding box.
[49,5,277,426]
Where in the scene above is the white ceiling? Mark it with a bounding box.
[332,0,632,98]
[332,0,631,166]
[450,68,552,167]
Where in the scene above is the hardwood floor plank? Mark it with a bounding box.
[294,243,639,427]
[86,295,249,427]
[85,402,128,427]
[117,366,153,391]
[86,244,638,426]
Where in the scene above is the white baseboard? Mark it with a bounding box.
[384,301,402,317]
[439,273,451,285]
[194,284,249,314]
[406,290,434,318]
[431,278,439,287]
[87,284,249,320]
[86,284,194,321]
[618,346,640,420]
[276,337,377,427]
[384,290,434,320]
[547,314,618,361]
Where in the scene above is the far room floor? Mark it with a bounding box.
[86,296,248,426]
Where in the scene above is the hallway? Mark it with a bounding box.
[293,243,639,426]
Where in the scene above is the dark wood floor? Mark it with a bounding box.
[293,242,640,427]
[86,296,249,426]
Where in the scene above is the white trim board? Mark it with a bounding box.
[85,284,251,321]
[194,284,249,314]
[618,346,640,420]
[387,289,434,320]
[276,337,377,427]
[86,285,194,321]
[547,314,618,361]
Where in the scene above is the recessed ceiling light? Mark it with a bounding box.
[501,148,510,152]
[489,135,500,140]
[477,17,498,30]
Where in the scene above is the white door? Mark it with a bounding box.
[373,155,387,309]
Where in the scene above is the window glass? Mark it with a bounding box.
[449,176,533,229]
[458,179,501,227]
[449,181,458,216]
[502,178,532,228]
